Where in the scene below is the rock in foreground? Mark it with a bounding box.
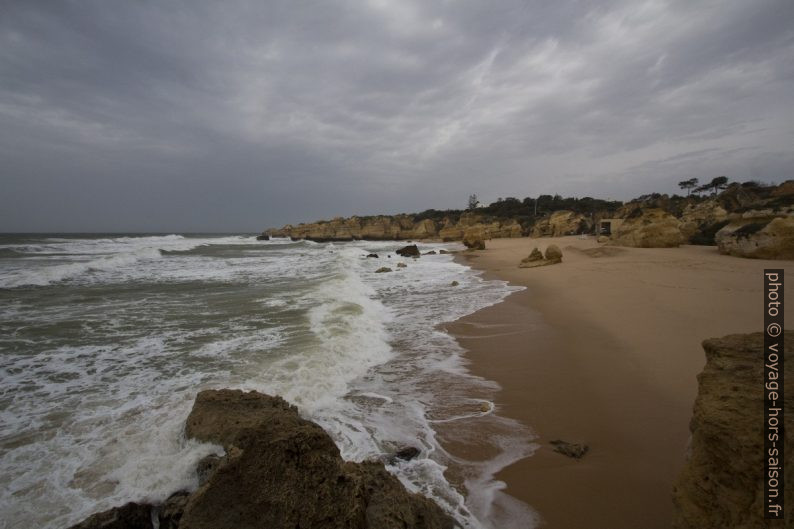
[671,333,793,529]
[70,390,456,529]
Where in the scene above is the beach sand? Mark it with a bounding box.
[446,236,793,529]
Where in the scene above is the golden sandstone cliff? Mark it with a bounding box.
[672,333,793,529]
[265,212,522,244]
[263,180,794,258]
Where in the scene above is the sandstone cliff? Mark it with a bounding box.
[611,208,685,248]
[530,210,592,237]
[265,212,522,243]
[672,332,793,529]
[70,390,456,529]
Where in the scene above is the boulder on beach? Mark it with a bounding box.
[672,333,794,529]
[396,262,407,268]
[544,244,562,263]
[438,249,450,254]
[519,246,562,268]
[423,250,437,255]
[375,267,392,273]
[366,253,379,258]
[71,390,455,529]
[396,244,420,257]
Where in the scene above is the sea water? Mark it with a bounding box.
[0,234,538,528]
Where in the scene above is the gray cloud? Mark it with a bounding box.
[1,0,792,231]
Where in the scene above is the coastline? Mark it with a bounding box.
[445,236,793,528]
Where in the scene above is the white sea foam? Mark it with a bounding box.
[0,235,535,529]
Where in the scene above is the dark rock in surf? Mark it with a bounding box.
[180,389,455,529]
[550,439,589,459]
[67,502,153,529]
[396,245,420,258]
[256,235,270,241]
[389,446,421,464]
[70,390,455,529]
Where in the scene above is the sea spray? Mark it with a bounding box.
[0,234,536,529]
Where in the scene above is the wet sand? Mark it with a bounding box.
[446,236,793,528]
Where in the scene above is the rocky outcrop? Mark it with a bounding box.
[715,216,794,260]
[679,200,729,243]
[531,210,590,237]
[462,226,486,250]
[611,208,685,248]
[544,244,562,263]
[519,246,563,268]
[68,502,154,529]
[70,390,456,529]
[265,212,522,243]
[396,244,420,257]
[671,333,793,529]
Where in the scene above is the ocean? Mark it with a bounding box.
[0,233,537,528]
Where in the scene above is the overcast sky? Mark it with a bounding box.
[1,0,793,232]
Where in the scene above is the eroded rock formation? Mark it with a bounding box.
[611,208,685,248]
[530,210,591,237]
[69,390,456,529]
[265,212,522,243]
[671,332,793,529]
[716,216,794,260]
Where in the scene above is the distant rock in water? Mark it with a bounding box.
[671,333,793,529]
[255,234,270,241]
[366,253,379,258]
[70,390,455,529]
[396,244,420,257]
[375,267,393,273]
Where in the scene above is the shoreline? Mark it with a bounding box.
[445,236,793,528]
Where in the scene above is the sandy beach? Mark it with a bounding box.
[446,236,793,528]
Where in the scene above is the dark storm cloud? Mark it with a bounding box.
[1,0,792,231]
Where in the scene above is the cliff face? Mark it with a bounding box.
[530,210,592,237]
[672,332,793,529]
[265,212,522,242]
[70,390,455,529]
[611,207,685,248]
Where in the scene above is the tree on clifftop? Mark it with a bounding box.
[696,176,730,195]
[678,178,699,196]
[468,194,479,210]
